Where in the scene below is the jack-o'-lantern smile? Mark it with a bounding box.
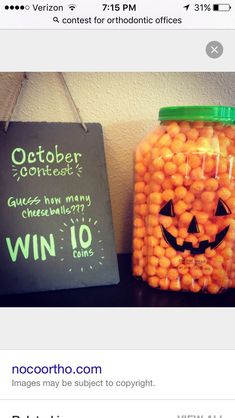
[160,198,231,255]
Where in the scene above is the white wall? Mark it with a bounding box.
[0,72,234,252]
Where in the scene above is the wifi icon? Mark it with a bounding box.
[68,4,76,11]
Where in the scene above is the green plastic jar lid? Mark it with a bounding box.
[159,106,235,125]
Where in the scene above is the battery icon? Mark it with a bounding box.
[213,4,231,11]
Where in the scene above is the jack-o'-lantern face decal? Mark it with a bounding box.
[160,199,231,255]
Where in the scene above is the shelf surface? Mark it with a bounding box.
[0,254,235,307]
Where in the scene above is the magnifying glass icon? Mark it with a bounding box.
[53,17,59,23]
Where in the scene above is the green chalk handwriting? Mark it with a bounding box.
[11,145,83,180]
[6,234,56,262]
[71,225,93,250]
[7,194,92,219]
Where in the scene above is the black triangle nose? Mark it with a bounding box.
[187,216,199,233]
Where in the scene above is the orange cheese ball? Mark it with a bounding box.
[133,238,143,250]
[167,122,180,137]
[153,158,164,170]
[140,142,151,155]
[164,162,177,175]
[152,171,165,184]
[144,185,151,195]
[134,227,146,238]
[201,191,215,203]
[159,278,170,290]
[133,121,235,293]
[150,182,161,192]
[178,163,189,176]
[144,172,151,183]
[171,173,184,186]
[171,255,183,267]
[191,167,203,180]
[146,265,157,276]
[159,256,171,269]
[184,191,195,204]
[149,256,159,267]
[160,147,173,160]
[194,211,209,224]
[133,249,142,259]
[198,277,211,288]
[188,154,201,168]
[174,200,188,215]
[162,189,175,201]
[160,216,173,228]
[178,227,188,238]
[179,211,193,225]
[190,180,204,194]
[153,225,162,238]
[205,223,218,236]
[190,282,201,293]
[186,128,199,141]
[204,158,215,173]
[172,152,186,165]
[169,280,181,291]
[208,284,221,294]
[148,276,160,288]
[205,248,216,258]
[165,247,177,258]
[148,215,159,227]
[182,274,193,286]
[150,192,162,204]
[133,265,143,277]
[149,204,160,215]
[202,264,214,276]
[180,121,191,133]
[175,133,187,143]
[192,199,203,211]
[135,193,146,204]
[168,268,178,281]
[205,178,219,191]
[134,218,144,228]
[135,162,146,176]
[154,246,165,257]
[178,264,188,275]
[171,139,184,153]
[158,133,171,147]
[219,174,231,187]
[175,186,187,199]
[217,187,231,201]
[147,236,158,247]
[157,267,168,279]
[218,159,227,174]
[135,181,145,193]
[162,179,173,190]
[190,266,203,279]
[167,226,178,237]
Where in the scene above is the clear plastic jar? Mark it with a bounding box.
[133,106,235,293]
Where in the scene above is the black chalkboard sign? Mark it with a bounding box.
[0,122,119,295]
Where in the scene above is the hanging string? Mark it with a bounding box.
[4,73,27,132]
[3,72,88,133]
[58,72,88,133]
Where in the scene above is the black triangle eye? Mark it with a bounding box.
[215,198,231,217]
[159,200,175,217]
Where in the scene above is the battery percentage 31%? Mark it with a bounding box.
[194,4,212,11]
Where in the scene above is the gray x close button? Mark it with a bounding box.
[206,41,224,58]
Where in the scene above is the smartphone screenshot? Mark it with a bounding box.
[0,1,235,417]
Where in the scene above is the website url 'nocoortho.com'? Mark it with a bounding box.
[12,364,102,375]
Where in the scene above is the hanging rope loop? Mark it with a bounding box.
[58,73,88,133]
[4,72,27,132]
[3,72,88,133]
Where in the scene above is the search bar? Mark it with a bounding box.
[0,0,234,29]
